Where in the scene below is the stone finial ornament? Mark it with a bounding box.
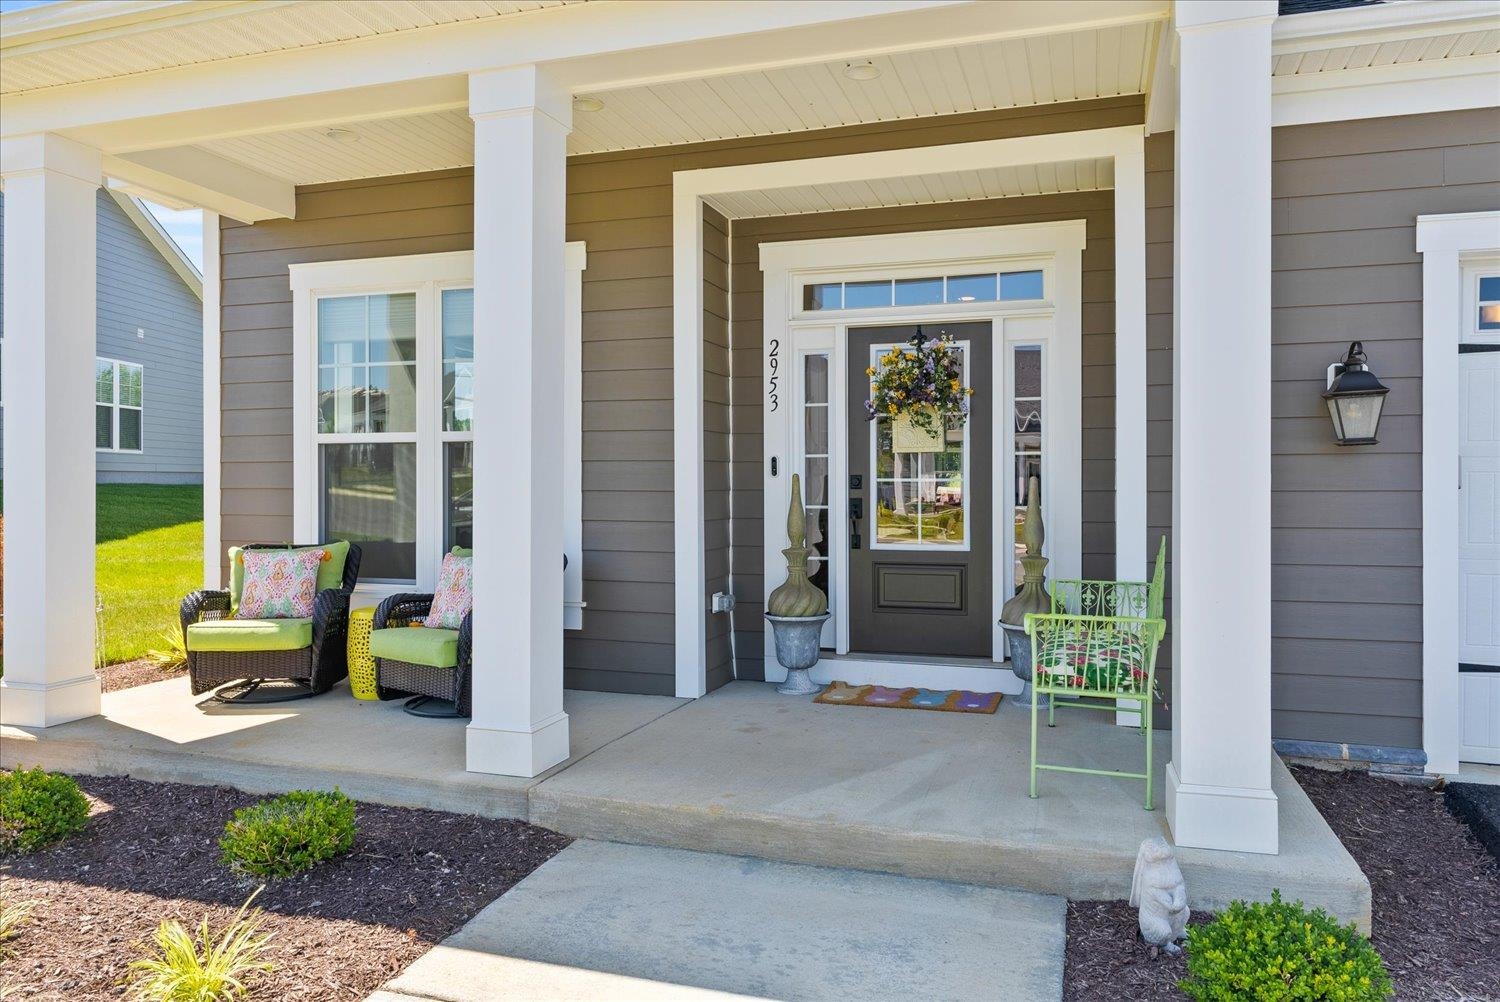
[999,475,1050,625]
[766,473,828,618]
[1130,836,1190,953]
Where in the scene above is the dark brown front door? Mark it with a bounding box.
[847,322,992,657]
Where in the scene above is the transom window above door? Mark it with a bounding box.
[803,269,1043,312]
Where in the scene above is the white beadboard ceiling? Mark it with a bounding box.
[569,21,1161,156]
[1272,28,1500,76]
[0,1,576,95]
[201,109,477,186]
[704,157,1115,220]
[193,21,1162,184]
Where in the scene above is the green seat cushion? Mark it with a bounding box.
[1034,627,1148,693]
[370,626,460,669]
[228,541,350,613]
[187,618,312,653]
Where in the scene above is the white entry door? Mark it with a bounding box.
[1459,347,1500,763]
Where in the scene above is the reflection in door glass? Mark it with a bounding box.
[1013,345,1043,593]
[871,345,967,546]
[803,354,831,598]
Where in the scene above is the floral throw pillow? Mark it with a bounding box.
[424,552,473,629]
[238,548,325,619]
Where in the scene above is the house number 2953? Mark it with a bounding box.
[767,338,780,412]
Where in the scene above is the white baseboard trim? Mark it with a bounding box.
[466,711,570,778]
[1165,760,1280,855]
[0,673,102,728]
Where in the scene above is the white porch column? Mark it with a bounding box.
[1166,0,1280,854]
[0,134,102,727]
[466,66,571,776]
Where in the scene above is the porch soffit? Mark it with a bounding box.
[0,1,580,96]
[182,20,1161,187]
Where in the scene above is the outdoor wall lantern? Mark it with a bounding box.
[1322,341,1389,446]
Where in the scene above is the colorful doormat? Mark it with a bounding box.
[814,680,1003,714]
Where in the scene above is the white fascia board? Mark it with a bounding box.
[686,126,1145,202]
[1273,0,1500,55]
[105,188,203,297]
[104,147,294,222]
[1144,13,1177,136]
[1272,54,1500,128]
[0,1,243,50]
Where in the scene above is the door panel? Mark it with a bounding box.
[847,323,992,657]
[1460,349,1500,763]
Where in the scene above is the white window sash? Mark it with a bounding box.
[96,357,144,454]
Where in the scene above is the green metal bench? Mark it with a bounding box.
[1025,537,1167,809]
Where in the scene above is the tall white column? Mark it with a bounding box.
[0,134,102,727]
[465,66,571,777]
[1166,0,1280,854]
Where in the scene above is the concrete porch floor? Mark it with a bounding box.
[1,677,1370,928]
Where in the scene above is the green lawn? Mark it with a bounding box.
[1,483,203,665]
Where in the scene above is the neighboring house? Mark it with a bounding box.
[0,0,1496,860]
[0,189,203,484]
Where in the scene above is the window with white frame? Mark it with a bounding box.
[96,358,143,452]
[1478,274,1500,334]
[290,249,586,605]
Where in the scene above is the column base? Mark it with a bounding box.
[466,711,570,777]
[0,673,102,728]
[1165,760,1279,854]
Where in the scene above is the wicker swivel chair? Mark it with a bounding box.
[181,542,362,703]
[372,594,473,717]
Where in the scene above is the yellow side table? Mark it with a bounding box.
[347,606,379,700]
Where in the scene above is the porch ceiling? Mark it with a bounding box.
[0,0,578,96]
[702,156,1115,220]
[161,19,1162,188]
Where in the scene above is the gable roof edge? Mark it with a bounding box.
[106,188,203,300]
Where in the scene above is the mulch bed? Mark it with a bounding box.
[1,775,571,1000]
[1064,766,1500,1001]
[97,658,178,693]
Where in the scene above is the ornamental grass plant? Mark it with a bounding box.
[1180,891,1393,1002]
[126,890,272,1002]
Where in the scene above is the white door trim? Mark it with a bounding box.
[757,223,1083,690]
[1416,210,1500,775]
[671,126,1147,699]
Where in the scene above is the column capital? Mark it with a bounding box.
[1174,0,1277,33]
[0,132,102,186]
[469,65,572,132]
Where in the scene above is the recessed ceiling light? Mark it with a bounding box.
[843,61,880,82]
[324,128,359,144]
[572,96,605,113]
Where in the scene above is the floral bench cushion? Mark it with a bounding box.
[1034,627,1148,692]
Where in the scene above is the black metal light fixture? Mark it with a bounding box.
[1322,341,1389,446]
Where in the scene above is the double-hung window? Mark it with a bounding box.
[96,358,143,452]
[291,248,586,608]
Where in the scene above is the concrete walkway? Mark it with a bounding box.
[370,840,1066,1002]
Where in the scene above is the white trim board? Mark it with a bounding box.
[671,124,1149,700]
[1416,210,1500,776]
[759,222,1084,684]
[201,210,220,587]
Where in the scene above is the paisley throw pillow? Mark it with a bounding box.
[238,548,325,619]
[424,551,473,630]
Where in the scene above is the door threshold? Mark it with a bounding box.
[823,651,1004,669]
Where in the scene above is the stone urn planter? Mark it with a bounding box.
[999,475,1051,711]
[764,473,830,696]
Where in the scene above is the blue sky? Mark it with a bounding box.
[0,0,62,11]
[142,202,205,273]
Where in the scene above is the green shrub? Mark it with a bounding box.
[219,789,355,878]
[127,889,272,1002]
[1180,891,1393,1002]
[0,768,90,854]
